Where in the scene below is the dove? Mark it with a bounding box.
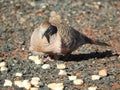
[29,21,60,55]
[29,11,109,60]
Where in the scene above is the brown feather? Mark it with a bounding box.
[29,11,110,56]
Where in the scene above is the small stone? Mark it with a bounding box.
[1,15,6,21]
[15,72,22,77]
[91,75,101,80]
[19,17,26,24]
[88,86,97,90]
[28,55,39,61]
[31,77,40,81]
[10,1,13,4]
[28,55,43,64]
[68,76,77,81]
[22,80,31,89]
[42,64,50,69]
[29,2,36,6]
[76,72,82,76]
[48,83,64,90]
[41,4,47,9]
[73,79,84,85]
[97,1,101,5]
[1,66,8,71]
[34,59,43,65]
[31,80,39,85]
[11,9,17,14]
[0,62,6,67]
[31,77,40,87]
[35,11,44,17]
[30,87,39,90]
[118,52,120,59]
[94,5,100,10]
[99,69,107,76]
[22,47,25,51]
[4,79,12,87]
[118,55,120,59]
[14,80,23,88]
[58,70,67,76]
[57,64,66,69]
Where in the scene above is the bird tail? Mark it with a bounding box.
[84,36,110,46]
[91,40,110,46]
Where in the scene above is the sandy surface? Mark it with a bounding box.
[0,0,120,90]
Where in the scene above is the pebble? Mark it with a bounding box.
[34,59,43,65]
[97,1,101,5]
[1,15,6,21]
[30,87,39,90]
[31,77,40,87]
[91,75,101,80]
[99,69,107,76]
[14,80,32,89]
[58,70,67,76]
[42,64,50,69]
[57,64,66,69]
[73,79,84,85]
[40,3,47,9]
[94,5,100,10]
[4,79,12,87]
[31,77,40,81]
[29,2,36,7]
[0,66,8,71]
[42,5,47,9]
[31,80,39,86]
[18,17,26,24]
[15,72,22,77]
[118,55,120,59]
[68,76,77,81]
[10,1,14,4]
[28,55,43,64]
[22,80,31,89]
[0,62,6,67]
[35,11,43,17]
[22,47,25,51]
[14,80,23,88]
[88,86,97,90]
[48,83,64,90]
[28,55,39,61]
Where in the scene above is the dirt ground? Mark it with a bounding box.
[0,0,120,90]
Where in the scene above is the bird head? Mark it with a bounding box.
[40,21,57,43]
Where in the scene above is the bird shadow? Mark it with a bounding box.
[60,50,118,61]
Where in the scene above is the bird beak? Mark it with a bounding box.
[42,28,52,38]
[42,31,50,43]
[41,25,57,43]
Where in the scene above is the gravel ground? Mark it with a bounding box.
[0,0,120,90]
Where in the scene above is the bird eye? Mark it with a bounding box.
[48,25,57,35]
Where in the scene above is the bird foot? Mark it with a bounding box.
[43,56,54,62]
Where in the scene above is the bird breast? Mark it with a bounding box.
[30,28,62,55]
[46,32,62,54]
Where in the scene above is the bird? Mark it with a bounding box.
[29,11,109,60]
